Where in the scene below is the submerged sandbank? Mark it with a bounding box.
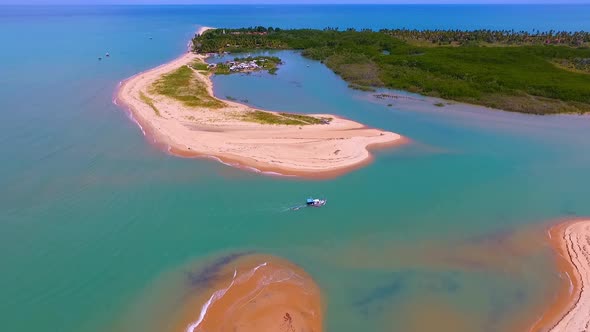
[115,34,404,178]
[176,254,323,332]
[530,219,590,332]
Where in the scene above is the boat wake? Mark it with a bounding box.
[288,204,307,211]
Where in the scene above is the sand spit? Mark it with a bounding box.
[530,220,590,332]
[115,45,403,178]
[178,254,322,332]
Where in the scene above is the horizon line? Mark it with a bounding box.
[2,1,590,5]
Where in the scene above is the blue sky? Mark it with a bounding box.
[3,0,589,4]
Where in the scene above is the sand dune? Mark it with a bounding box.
[115,38,404,177]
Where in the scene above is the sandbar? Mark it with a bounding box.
[530,219,590,332]
[177,254,323,332]
[115,29,404,178]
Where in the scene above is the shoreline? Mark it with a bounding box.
[114,30,406,179]
[529,219,590,332]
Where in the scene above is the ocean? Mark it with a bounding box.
[1,4,590,332]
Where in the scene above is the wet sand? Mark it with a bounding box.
[530,219,590,332]
[175,254,323,332]
[115,28,404,178]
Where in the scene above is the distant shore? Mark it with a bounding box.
[115,27,405,178]
[530,219,590,332]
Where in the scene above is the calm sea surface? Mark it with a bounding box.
[1,5,590,332]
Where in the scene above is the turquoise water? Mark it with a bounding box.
[1,5,590,332]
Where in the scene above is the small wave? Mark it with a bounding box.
[262,171,296,177]
[239,165,296,177]
[126,112,146,136]
[186,272,238,332]
[252,262,268,274]
[565,271,574,295]
[242,165,263,173]
[205,155,237,167]
[186,262,267,332]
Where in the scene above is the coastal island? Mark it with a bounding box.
[116,27,404,177]
[193,27,590,115]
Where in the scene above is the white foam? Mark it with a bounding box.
[186,275,237,332]
[125,112,146,136]
[242,165,262,173]
[186,262,267,332]
[565,271,574,295]
[253,262,267,273]
[205,155,236,167]
[262,171,296,177]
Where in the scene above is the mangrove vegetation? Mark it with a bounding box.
[193,27,590,114]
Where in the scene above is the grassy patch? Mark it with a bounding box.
[139,92,160,116]
[150,65,226,109]
[434,102,445,107]
[278,112,331,124]
[243,111,329,125]
[190,60,210,71]
[349,84,377,92]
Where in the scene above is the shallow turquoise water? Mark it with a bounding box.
[1,5,590,332]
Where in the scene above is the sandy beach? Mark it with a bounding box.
[115,27,404,178]
[530,220,590,332]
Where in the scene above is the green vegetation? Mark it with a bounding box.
[193,27,590,114]
[434,102,445,107]
[349,84,377,92]
[150,65,225,109]
[189,60,209,71]
[243,110,330,125]
[213,63,231,75]
[139,92,160,116]
[379,29,590,47]
[278,113,331,125]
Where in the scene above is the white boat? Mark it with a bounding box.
[306,198,326,207]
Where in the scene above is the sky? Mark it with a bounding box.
[2,0,589,4]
